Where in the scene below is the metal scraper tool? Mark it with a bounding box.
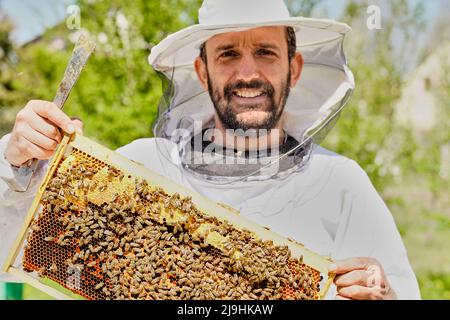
[10,35,96,192]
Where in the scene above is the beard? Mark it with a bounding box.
[207,69,291,131]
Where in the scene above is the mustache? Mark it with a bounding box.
[223,80,275,100]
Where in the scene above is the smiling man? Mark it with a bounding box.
[196,26,300,133]
[0,0,420,299]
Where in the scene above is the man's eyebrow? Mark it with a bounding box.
[215,44,236,52]
[214,43,281,52]
[258,43,280,50]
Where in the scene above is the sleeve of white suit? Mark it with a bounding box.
[330,159,421,300]
[366,188,421,299]
[0,133,49,282]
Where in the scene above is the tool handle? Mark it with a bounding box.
[9,36,95,192]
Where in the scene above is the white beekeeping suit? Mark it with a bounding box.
[0,0,420,299]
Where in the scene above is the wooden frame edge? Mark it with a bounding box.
[2,135,72,273]
[6,267,73,300]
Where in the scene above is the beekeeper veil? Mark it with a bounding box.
[148,0,355,184]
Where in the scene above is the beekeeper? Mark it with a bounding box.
[0,0,420,299]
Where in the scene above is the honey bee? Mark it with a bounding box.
[102,286,110,296]
[112,193,120,202]
[95,282,104,290]
[49,263,58,272]
[37,266,46,277]
[65,231,74,237]
[84,170,94,178]
[83,235,93,245]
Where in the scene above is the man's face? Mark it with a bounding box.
[195,26,303,131]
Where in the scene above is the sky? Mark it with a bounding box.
[0,0,74,45]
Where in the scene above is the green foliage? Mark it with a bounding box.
[0,17,22,110]
[419,273,450,300]
[0,0,202,148]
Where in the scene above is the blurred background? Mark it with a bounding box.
[0,0,448,299]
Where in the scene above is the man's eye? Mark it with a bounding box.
[220,51,238,58]
[257,49,275,56]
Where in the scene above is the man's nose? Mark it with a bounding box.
[235,55,260,82]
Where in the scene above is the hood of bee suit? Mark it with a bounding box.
[148,0,355,184]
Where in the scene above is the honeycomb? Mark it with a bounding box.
[14,135,331,300]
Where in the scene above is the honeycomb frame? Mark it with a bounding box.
[2,133,335,300]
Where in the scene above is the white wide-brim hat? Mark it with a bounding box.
[149,0,355,144]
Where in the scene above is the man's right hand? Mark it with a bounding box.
[4,100,81,167]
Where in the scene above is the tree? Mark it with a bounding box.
[0,0,202,148]
[0,14,25,133]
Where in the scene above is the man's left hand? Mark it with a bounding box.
[329,257,397,300]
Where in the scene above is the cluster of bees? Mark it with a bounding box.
[23,152,320,300]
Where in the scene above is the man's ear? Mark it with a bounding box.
[289,52,303,87]
[194,56,209,90]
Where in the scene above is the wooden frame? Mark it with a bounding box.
[2,133,335,299]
